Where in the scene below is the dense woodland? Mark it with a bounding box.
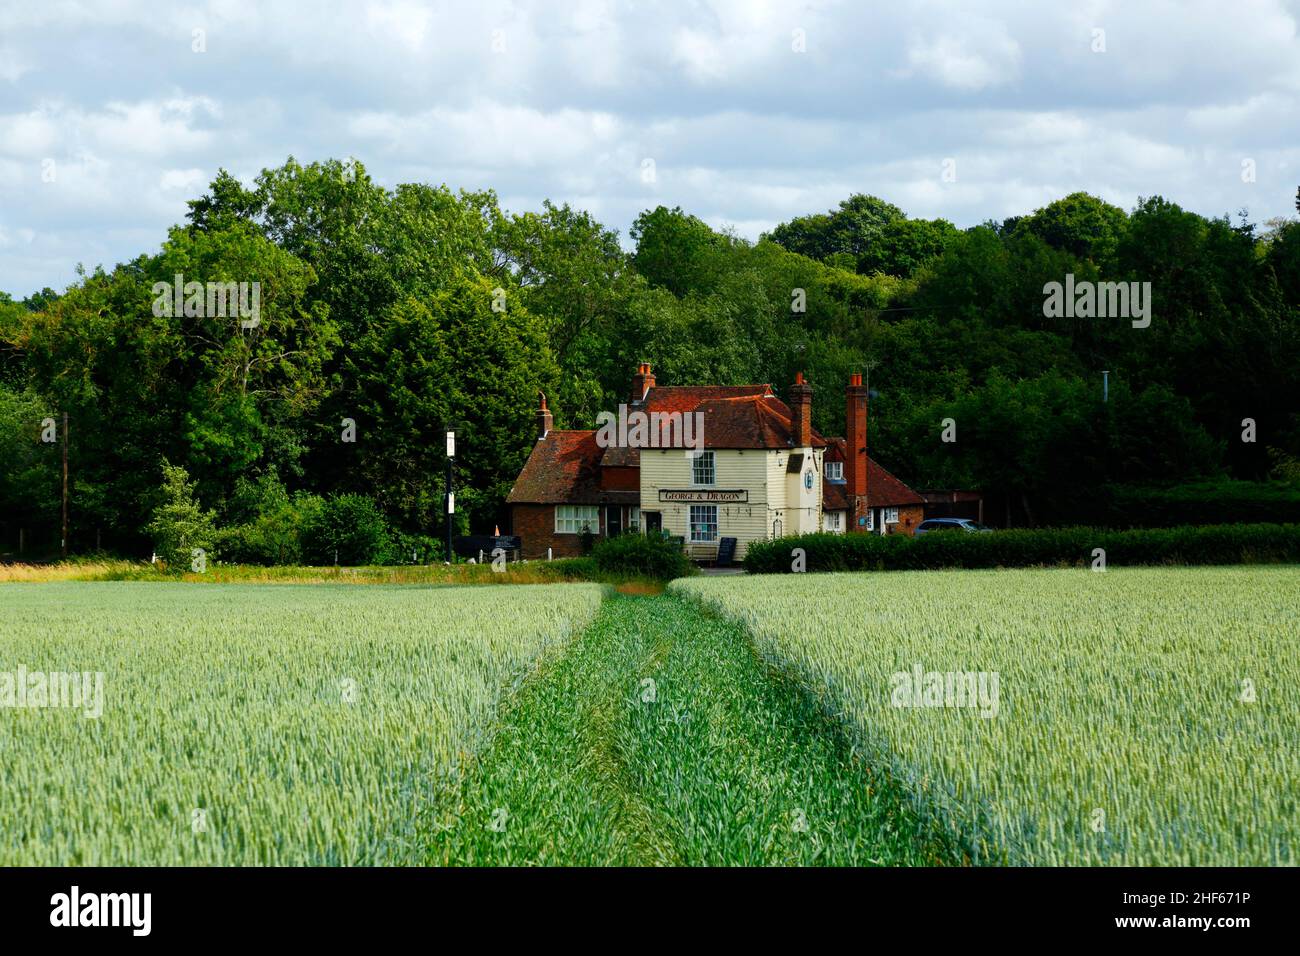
[2,158,1299,562]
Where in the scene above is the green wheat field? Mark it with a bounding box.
[1,566,1295,866]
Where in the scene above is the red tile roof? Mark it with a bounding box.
[642,384,774,416]
[600,444,639,467]
[693,395,828,450]
[509,384,918,508]
[506,430,605,504]
[821,437,925,508]
[596,384,824,466]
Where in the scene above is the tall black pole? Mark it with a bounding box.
[61,411,68,559]
[445,429,455,563]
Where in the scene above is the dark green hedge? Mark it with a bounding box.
[592,532,695,580]
[742,524,1300,574]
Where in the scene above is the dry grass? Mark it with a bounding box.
[0,560,144,582]
[613,580,665,595]
[0,559,597,586]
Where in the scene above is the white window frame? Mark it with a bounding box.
[884,506,899,524]
[689,504,718,542]
[825,511,844,532]
[555,505,600,534]
[691,450,716,486]
[865,510,875,531]
[628,506,641,532]
[826,461,843,480]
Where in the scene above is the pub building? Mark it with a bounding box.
[506,364,924,561]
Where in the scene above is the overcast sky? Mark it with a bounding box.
[2,0,1298,296]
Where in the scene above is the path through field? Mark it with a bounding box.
[418,593,962,866]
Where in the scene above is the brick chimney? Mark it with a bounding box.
[789,371,813,448]
[536,391,553,440]
[845,372,869,531]
[631,362,655,404]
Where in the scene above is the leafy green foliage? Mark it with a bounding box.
[5,162,1299,555]
[1011,191,1129,263]
[767,193,905,263]
[591,532,694,579]
[0,385,60,553]
[856,217,961,277]
[216,471,319,565]
[630,205,729,298]
[347,274,561,531]
[145,462,219,569]
[1093,480,1300,527]
[742,524,1300,573]
[301,493,393,565]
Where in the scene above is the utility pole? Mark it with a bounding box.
[61,411,68,559]
[445,429,456,563]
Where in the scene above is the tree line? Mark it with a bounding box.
[2,158,1298,560]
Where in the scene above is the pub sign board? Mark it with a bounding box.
[659,489,748,503]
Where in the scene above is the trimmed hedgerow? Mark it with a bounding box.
[591,532,695,580]
[742,524,1300,574]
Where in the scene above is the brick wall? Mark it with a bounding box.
[511,504,590,559]
[891,505,924,537]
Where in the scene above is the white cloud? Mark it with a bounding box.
[349,103,624,169]
[0,46,31,82]
[0,0,1297,295]
[0,110,60,157]
[159,167,206,191]
[903,31,1022,91]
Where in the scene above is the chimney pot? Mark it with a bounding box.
[631,362,655,403]
[536,390,553,440]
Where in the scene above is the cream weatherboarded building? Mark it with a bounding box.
[507,364,924,561]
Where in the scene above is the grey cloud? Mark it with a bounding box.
[1,0,1298,295]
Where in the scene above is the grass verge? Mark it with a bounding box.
[0,557,661,588]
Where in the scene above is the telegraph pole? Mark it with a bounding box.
[61,411,68,559]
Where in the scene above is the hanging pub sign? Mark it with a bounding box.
[659,489,748,503]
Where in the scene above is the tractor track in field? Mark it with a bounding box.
[575,632,682,866]
[417,591,962,866]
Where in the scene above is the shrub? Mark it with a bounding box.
[301,494,394,565]
[388,532,440,565]
[592,532,694,580]
[219,481,322,566]
[146,462,219,570]
[743,524,1300,573]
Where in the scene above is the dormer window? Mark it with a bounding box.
[826,461,843,480]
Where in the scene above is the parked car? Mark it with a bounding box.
[914,518,993,535]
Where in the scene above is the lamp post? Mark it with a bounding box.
[445,429,456,563]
